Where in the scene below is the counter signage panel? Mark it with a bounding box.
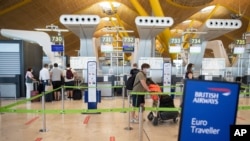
[51,44,64,52]
[190,38,202,44]
[235,39,246,45]
[178,80,240,141]
[122,37,135,52]
[122,44,134,52]
[169,38,181,44]
[51,35,63,43]
[101,36,113,43]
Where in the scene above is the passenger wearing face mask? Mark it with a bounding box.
[185,63,194,79]
[130,63,151,123]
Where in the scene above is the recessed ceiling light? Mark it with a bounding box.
[200,5,215,12]
[182,20,191,23]
[99,1,121,10]
[102,17,117,21]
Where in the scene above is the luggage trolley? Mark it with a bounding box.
[147,95,179,126]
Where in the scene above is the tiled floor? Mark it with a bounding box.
[0,95,249,141]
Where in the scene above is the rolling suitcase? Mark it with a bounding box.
[73,80,82,100]
[45,84,53,102]
[31,81,40,102]
[73,89,82,100]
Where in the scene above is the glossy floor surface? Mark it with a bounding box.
[0,95,250,141]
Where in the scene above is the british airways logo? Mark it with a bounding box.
[208,87,231,96]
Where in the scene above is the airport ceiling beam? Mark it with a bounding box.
[129,0,148,16]
[0,0,31,16]
[206,4,220,21]
[248,22,250,32]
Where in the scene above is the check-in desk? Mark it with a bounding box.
[97,75,114,97]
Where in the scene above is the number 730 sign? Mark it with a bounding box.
[51,36,64,43]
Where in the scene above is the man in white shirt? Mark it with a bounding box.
[50,63,63,101]
[39,64,50,92]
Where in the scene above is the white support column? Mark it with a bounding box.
[60,15,100,57]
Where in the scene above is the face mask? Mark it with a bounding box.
[143,68,149,73]
[144,68,150,77]
[192,67,195,71]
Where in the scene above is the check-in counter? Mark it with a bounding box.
[97,75,114,97]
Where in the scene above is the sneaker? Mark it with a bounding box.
[130,119,139,123]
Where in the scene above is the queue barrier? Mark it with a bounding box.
[1,84,250,114]
[1,84,250,140]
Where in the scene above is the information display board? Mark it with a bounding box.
[163,62,171,93]
[202,58,225,70]
[51,44,64,52]
[138,57,163,69]
[101,44,113,52]
[178,80,240,141]
[169,37,182,53]
[190,46,201,54]
[233,47,245,54]
[233,39,246,54]
[100,36,113,52]
[51,35,64,43]
[70,57,96,69]
[189,38,202,54]
[87,61,97,102]
[122,37,135,52]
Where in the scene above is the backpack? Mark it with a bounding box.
[126,71,140,90]
[66,69,74,79]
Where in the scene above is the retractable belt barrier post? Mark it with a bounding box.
[124,91,133,130]
[40,89,47,132]
[61,86,65,113]
[138,105,144,141]
[179,84,184,107]
[121,84,126,113]
[0,91,3,114]
[0,91,1,107]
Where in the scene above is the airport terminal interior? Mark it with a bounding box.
[0,0,250,141]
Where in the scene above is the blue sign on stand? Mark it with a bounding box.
[178,79,240,141]
[83,61,101,114]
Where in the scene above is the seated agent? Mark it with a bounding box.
[131,63,151,123]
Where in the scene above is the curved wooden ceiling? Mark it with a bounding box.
[0,0,249,58]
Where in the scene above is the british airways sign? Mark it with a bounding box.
[178,79,240,141]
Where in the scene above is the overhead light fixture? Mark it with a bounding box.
[99,1,121,15]
[173,0,213,7]
[200,5,215,12]
[182,20,191,24]
[171,29,183,33]
[101,26,134,33]
[102,17,117,21]
[34,24,69,32]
